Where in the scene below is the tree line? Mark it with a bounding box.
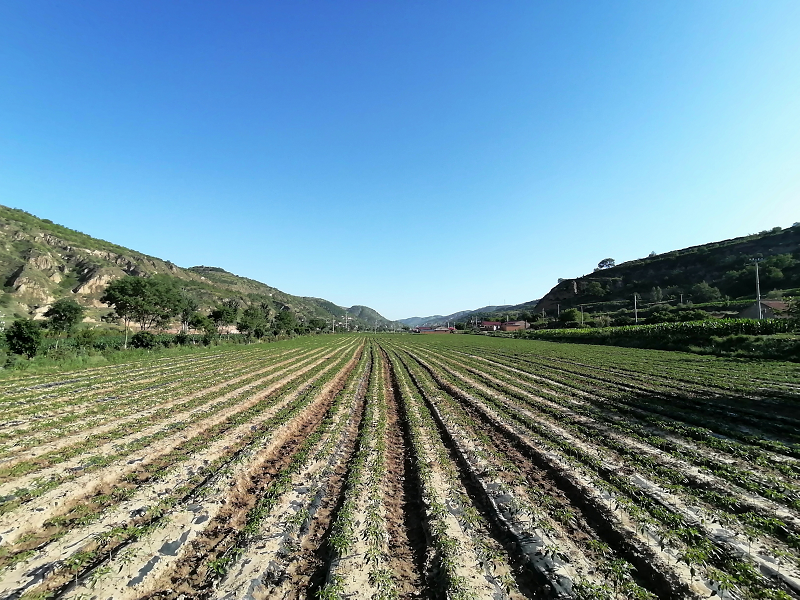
[3,275,331,359]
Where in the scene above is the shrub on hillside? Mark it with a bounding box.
[5,319,43,358]
[131,330,158,349]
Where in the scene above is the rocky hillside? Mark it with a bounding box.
[0,205,397,329]
[535,224,800,315]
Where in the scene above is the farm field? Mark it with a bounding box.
[1,335,799,600]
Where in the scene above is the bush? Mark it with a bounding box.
[702,335,800,361]
[5,319,43,358]
[75,327,98,349]
[523,319,795,356]
[4,353,28,370]
[676,309,710,322]
[559,308,581,323]
[175,331,190,345]
[131,330,158,349]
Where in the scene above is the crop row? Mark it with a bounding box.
[395,336,800,599]
[0,339,365,599]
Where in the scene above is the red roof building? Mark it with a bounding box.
[480,321,501,331]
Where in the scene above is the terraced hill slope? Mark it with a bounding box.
[535,224,800,314]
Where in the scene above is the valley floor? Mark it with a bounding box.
[1,334,799,600]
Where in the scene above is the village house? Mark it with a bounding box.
[415,326,454,334]
[500,320,529,332]
[737,300,790,319]
[480,321,501,331]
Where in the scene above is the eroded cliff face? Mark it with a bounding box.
[0,205,400,329]
[534,277,626,313]
[0,217,187,316]
[5,266,56,305]
[534,279,579,313]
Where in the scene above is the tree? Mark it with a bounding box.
[179,294,199,333]
[274,309,297,334]
[308,318,327,331]
[189,313,217,341]
[690,282,722,303]
[131,330,158,349]
[559,308,581,323]
[74,327,97,349]
[101,277,142,347]
[597,258,616,270]
[44,299,85,348]
[583,282,606,297]
[788,298,800,330]
[101,276,183,347]
[650,287,663,303]
[676,309,710,322]
[210,299,240,335]
[237,305,269,341]
[5,319,43,358]
[594,314,612,327]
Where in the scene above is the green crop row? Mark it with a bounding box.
[405,344,795,600]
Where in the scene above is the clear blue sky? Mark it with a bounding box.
[1,2,798,320]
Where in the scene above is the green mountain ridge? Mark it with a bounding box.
[0,205,398,330]
[399,302,541,327]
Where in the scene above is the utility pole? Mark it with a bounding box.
[580,304,584,326]
[680,293,683,305]
[557,303,560,318]
[634,295,639,324]
[752,258,764,319]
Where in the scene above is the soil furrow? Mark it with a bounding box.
[123,344,365,600]
[380,346,429,599]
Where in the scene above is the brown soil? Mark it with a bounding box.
[0,346,348,546]
[282,362,371,600]
[401,356,542,599]
[409,349,608,566]
[380,348,428,599]
[410,350,697,600]
[140,347,363,600]
[449,389,611,566]
[0,347,321,477]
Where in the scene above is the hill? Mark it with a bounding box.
[399,301,541,327]
[535,224,800,317]
[400,225,800,328]
[0,205,397,330]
